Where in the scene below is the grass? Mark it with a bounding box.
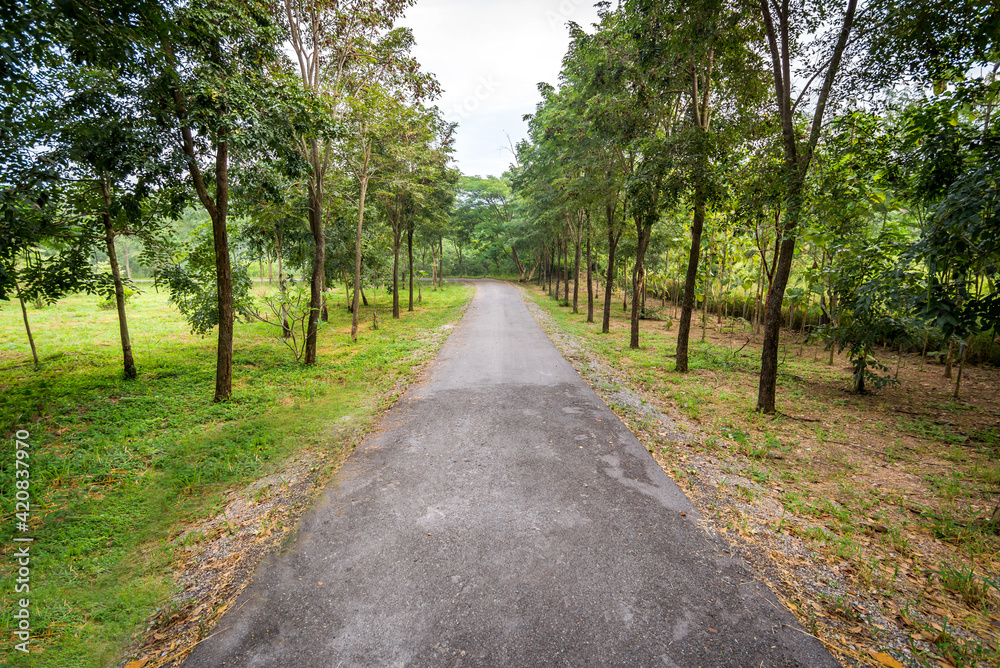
[0,280,473,667]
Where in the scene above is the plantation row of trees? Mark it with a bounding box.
[442,0,998,411]
[1,0,457,401]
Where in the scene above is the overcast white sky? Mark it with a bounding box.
[400,0,604,178]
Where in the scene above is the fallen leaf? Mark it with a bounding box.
[867,649,904,668]
[124,658,151,668]
[707,627,718,634]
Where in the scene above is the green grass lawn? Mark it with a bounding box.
[0,280,473,667]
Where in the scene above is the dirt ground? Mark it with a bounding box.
[524,286,1000,668]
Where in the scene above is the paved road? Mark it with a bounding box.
[184,280,837,668]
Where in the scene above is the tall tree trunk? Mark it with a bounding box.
[305,138,325,364]
[210,142,233,402]
[756,0,857,413]
[167,45,233,401]
[757,196,801,412]
[603,230,619,334]
[352,173,370,341]
[676,182,705,371]
[438,236,444,288]
[554,237,562,300]
[211,143,234,401]
[430,241,438,288]
[407,220,415,312]
[100,177,136,379]
[571,214,582,314]
[630,224,653,349]
[563,238,570,303]
[623,255,629,313]
[392,215,402,319]
[586,230,594,323]
[122,242,132,280]
[275,232,290,338]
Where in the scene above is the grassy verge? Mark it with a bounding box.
[0,280,473,667]
[523,283,1000,668]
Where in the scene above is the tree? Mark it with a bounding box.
[156,2,287,401]
[375,106,453,319]
[49,67,185,379]
[822,227,914,393]
[754,0,859,413]
[279,0,430,361]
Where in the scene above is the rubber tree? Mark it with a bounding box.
[279,0,430,362]
[52,67,186,380]
[754,0,859,414]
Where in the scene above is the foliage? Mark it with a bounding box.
[96,281,136,310]
[820,227,917,393]
[154,226,256,336]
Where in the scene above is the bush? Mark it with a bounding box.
[97,285,136,310]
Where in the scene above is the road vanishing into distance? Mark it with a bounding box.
[184,279,837,668]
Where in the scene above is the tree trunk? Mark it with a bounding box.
[122,242,132,280]
[954,337,970,398]
[854,353,866,394]
[210,142,233,402]
[305,139,325,364]
[563,238,570,304]
[276,232,290,338]
[351,173,370,341]
[100,177,136,379]
[623,256,629,313]
[756,195,801,413]
[554,237,562,300]
[392,214,402,319]
[438,236,444,288]
[630,224,653,349]
[944,340,954,378]
[755,0,858,413]
[676,184,705,372]
[407,220,415,312]
[571,214,582,314]
[586,231,594,323]
[13,275,39,369]
[430,240,438,289]
[321,274,328,323]
[603,230,619,334]
[166,48,233,401]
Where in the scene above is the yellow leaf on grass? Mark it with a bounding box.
[867,650,904,668]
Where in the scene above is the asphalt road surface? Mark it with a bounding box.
[184,279,837,668]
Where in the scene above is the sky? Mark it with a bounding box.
[400,0,604,179]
